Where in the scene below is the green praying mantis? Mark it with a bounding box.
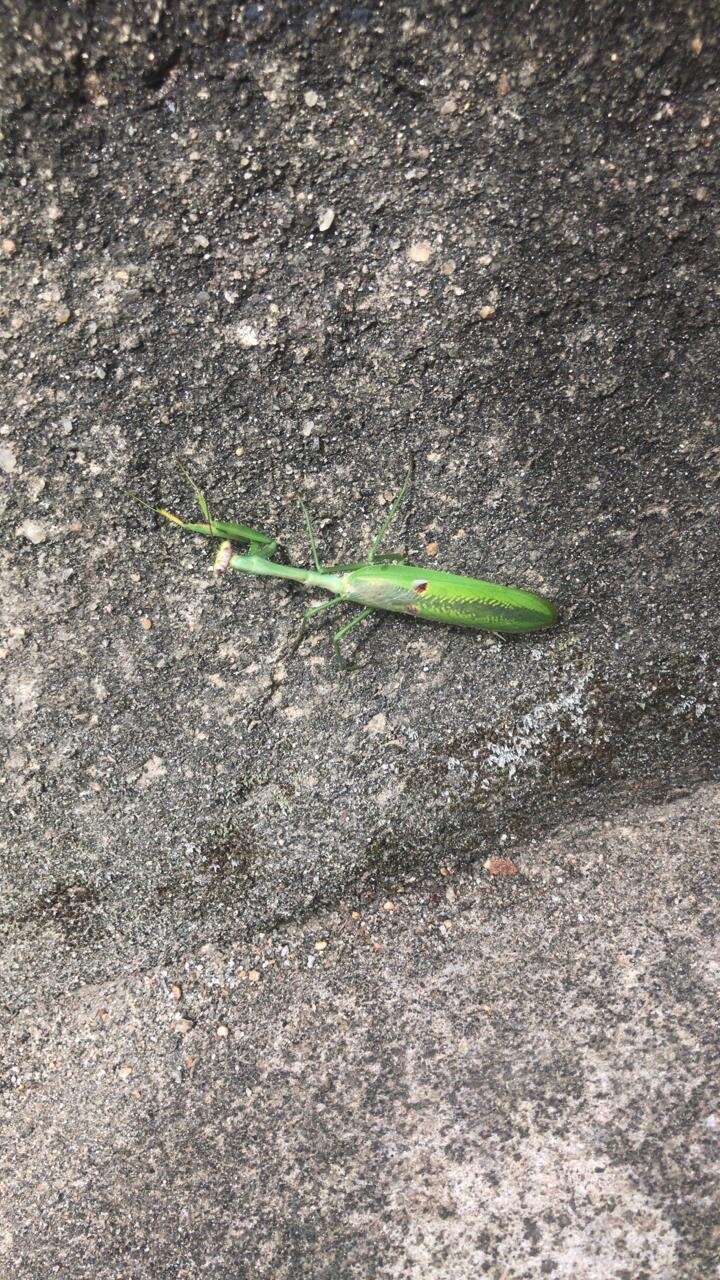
[138,470,557,664]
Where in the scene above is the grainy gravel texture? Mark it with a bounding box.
[0,0,718,1275]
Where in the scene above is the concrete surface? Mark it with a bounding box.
[1,0,718,1275]
[3,788,719,1278]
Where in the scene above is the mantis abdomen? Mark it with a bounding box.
[340,563,556,632]
[225,556,556,634]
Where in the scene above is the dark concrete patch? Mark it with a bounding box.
[2,0,718,1010]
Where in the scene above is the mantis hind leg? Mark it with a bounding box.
[286,596,344,662]
[299,595,344,640]
[333,606,375,667]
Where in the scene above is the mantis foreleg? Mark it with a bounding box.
[136,471,278,557]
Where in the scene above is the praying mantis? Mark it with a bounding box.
[138,470,557,664]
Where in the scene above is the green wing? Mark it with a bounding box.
[342,564,556,632]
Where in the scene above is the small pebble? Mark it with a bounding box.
[408,240,432,264]
[16,519,47,545]
[177,1017,195,1034]
[304,89,319,107]
[1,238,16,256]
[139,616,153,631]
[318,207,335,232]
[0,445,16,474]
[169,983,182,1001]
[497,72,511,97]
[55,305,71,325]
[365,712,387,735]
[117,1063,133,1080]
[425,541,439,557]
[484,856,519,877]
[479,305,496,321]
[216,1024,229,1039]
[236,322,259,348]
[248,969,260,983]
[314,940,327,952]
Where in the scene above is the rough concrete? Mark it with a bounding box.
[1,0,718,1275]
[3,788,719,1278]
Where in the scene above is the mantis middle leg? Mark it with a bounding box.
[332,606,375,666]
[367,466,413,563]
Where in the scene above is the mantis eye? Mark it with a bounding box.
[413,580,429,595]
